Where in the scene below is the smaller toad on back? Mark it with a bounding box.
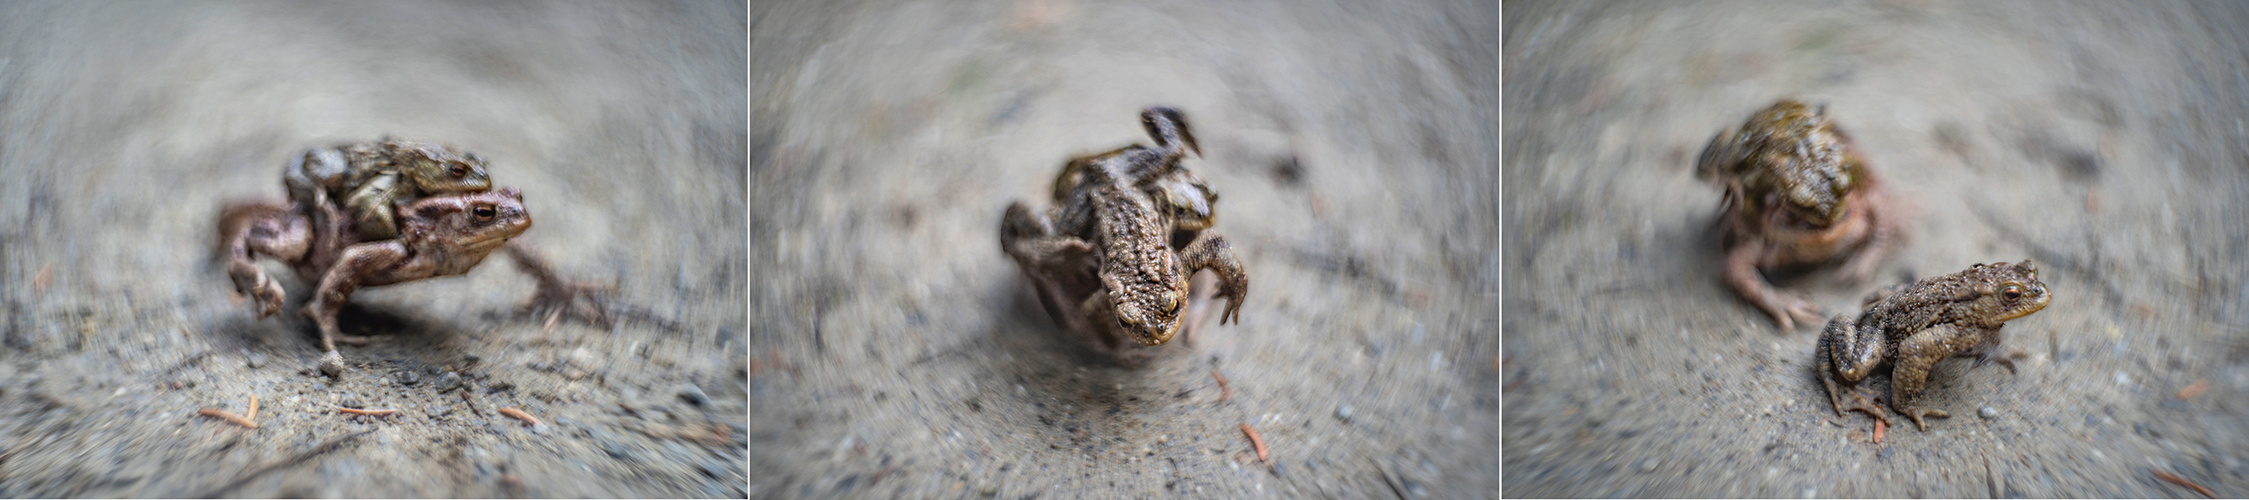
[284,139,493,241]
[1697,99,1904,332]
[1818,260,2052,431]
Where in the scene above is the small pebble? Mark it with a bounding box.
[464,354,482,365]
[1333,405,1354,424]
[396,370,420,386]
[436,372,464,393]
[680,384,711,407]
[1979,406,1999,419]
[246,352,267,369]
[1638,458,1660,472]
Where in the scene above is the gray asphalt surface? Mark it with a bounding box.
[754,0,1498,498]
[1506,1,2249,497]
[0,2,747,497]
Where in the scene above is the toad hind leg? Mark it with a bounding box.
[218,202,311,318]
[302,240,414,377]
[1891,323,1984,430]
[1175,233,1247,325]
[1818,315,1890,423]
[1001,201,1097,328]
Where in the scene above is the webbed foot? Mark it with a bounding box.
[1899,406,1948,431]
[505,242,614,329]
[520,279,613,329]
[1758,291,1823,333]
[1839,390,1890,425]
[232,272,286,318]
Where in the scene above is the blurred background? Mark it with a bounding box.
[0,1,745,497]
[1506,1,2249,497]
[753,0,1496,498]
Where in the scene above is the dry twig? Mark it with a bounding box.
[198,409,258,429]
[1239,423,1268,462]
[199,394,261,429]
[2154,470,2215,498]
[1211,369,1231,403]
[2178,378,2210,400]
[459,390,486,418]
[337,407,399,416]
[32,264,52,294]
[499,407,542,427]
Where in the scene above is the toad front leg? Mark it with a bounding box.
[1890,323,1988,430]
[503,241,613,328]
[302,240,425,377]
[1817,315,1890,424]
[1175,233,1248,326]
[1723,238,1823,332]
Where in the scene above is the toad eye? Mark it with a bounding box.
[1117,316,1132,330]
[2001,284,2024,300]
[1165,300,1181,316]
[473,204,497,222]
[450,164,470,178]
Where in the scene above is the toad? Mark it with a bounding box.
[284,138,493,241]
[1697,99,1904,332]
[1817,260,2051,430]
[1002,106,1247,348]
[219,188,608,376]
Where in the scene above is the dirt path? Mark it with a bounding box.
[0,2,746,497]
[753,0,1497,498]
[1506,1,2249,497]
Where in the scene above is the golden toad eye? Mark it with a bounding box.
[2002,284,2023,300]
[450,165,469,177]
[1117,316,1132,329]
[473,204,497,221]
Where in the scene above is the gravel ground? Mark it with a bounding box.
[1506,1,2249,497]
[752,0,1498,498]
[0,2,747,497]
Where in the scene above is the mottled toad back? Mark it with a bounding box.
[1817,260,2052,430]
[1697,99,1904,332]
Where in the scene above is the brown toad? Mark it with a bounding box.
[219,188,609,377]
[1817,260,2051,431]
[1697,99,1905,332]
[1001,107,1247,349]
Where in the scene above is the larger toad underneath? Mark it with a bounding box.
[1817,260,2051,431]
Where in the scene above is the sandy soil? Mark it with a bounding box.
[1505,1,2249,497]
[752,0,1497,498]
[0,2,747,497]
